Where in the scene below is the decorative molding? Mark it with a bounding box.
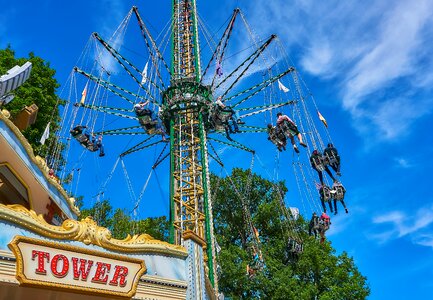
[140,275,188,289]
[183,230,207,247]
[0,204,187,258]
[0,112,79,216]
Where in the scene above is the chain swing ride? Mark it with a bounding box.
[46,0,348,293]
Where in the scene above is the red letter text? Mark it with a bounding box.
[50,254,69,278]
[109,265,129,287]
[91,262,111,284]
[72,257,94,281]
[32,250,50,275]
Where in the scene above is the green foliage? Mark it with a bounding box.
[80,199,113,229]
[79,199,169,241]
[76,169,369,299]
[0,45,63,161]
[211,168,370,299]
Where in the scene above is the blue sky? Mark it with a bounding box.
[2,0,433,299]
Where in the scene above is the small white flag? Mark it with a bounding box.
[289,207,300,220]
[278,80,289,93]
[215,239,221,253]
[141,62,148,84]
[40,122,50,145]
[80,82,88,105]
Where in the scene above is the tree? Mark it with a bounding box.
[79,200,169,241]
[78,169,369,299]
[0,45,63,162]
[211,168,370,299]
[79,199,113,229]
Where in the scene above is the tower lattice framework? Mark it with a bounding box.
[167,0,217,290]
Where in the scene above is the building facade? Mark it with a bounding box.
[0,111,215,299]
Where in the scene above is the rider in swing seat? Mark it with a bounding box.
[267,124,287,152]
[324,143,341,176]
[215,96,241,140]
[319,212,331,243]
[331,181,348,215]
[310,150,336,185]
[319,184,333,214]
[276,112,307,149]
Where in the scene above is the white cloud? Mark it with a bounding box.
[413,234,433,248]
[327,213,350,236]
[342,0,430,107]
[394,157,414,169]
[370,97,433,140]
[370,205,433,246]
[300,40,333,76]
[98,0,128,35]
[243,0,433,142]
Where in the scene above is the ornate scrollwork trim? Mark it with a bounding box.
[0,204,187,258]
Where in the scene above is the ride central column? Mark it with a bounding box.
[163,81,216,298]
[168,0,218,297]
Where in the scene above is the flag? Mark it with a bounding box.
[215,239,221,253]
[289,207,300,220]
[40,122,50,145]
[278,80,289,93]
[80,83,88,105]
[141,62,148,84]
[317,111,328,128]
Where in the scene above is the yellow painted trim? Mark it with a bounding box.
[8,235,147,298]
[183,230,206,247]
[0,111,79,216]
[0,204,187,258]
[0,162,32,210]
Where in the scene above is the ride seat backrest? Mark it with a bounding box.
[321,186,332,200]
[279,120,297,136]
[333,185,345,200]
[135,108,152,117]
[312,156,325,171]
[219,111,232,123]
[269,130,278,141]
[311,216,320,229]
[325,152,338,165]
[322,155,331,166]
[80,138,98,152]
[211,107,223,126]
[86,142,98,152]
[76,134,88,144]
[275,128,286,140]
[139,114,152,124]
[319,219,330,230]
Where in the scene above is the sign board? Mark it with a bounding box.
[8,236,146,298]
[0,62,32,97]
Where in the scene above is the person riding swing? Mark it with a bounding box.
[319,212,331,243]
[319,184,333,213]
[214,96,242,140]
[267,124,287,151]
[276,112,307,152]
[331,181,348,215]
[134,101,158,133]
[324,143,341,176]
[310,150,336,184]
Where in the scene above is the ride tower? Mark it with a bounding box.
[58,0,317,297]
[162,0,218,295]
